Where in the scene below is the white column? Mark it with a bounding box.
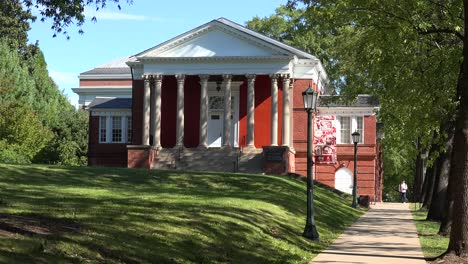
[142,75,151,146]
[282,75,291,147]
[289,79,295,150]
[270,74,279,146]
[152,75,163,148]
[246,74,256,148]
[199,75,209,149]
[175,74,185,148]
[222,74,232,148]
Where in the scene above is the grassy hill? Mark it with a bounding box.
[0,164,363,263]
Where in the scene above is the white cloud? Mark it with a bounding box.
[84,9,163,21]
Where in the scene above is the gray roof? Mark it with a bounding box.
[80,56,132,75]
[318,95,380,107]
[88,98,132,109]
[81,67,131,75]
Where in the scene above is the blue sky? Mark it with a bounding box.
[27,0,285,106]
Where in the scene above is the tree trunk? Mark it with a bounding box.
[413,141,424,203]
[422,160,436,210]
[438,191,453,236]
[428,123,454,221]
[443,2,468,257]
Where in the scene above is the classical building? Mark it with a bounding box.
[74,18,382,201]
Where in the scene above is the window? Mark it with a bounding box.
[99,116,107,142]
[112,116,122,142]
[338,117,350,143]
[98,114,131,143]
[336,116,364,144]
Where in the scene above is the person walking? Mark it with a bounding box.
[399,180,408,203]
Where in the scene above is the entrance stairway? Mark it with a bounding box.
[152,147,263,173]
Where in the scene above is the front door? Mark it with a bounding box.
[207,96,224,147]
[207,88,239,148]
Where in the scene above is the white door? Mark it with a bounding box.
[208,108,223,147]
[207,91,239,148]
[335,168,353,194]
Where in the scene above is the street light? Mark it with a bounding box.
[351,131,361,208]
[302,86,319,241]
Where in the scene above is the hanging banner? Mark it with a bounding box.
[313,115,337,164]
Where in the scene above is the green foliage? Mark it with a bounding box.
[0,38,88,165]
[22,0,132,38]
[0,102,52,163]
[0,164,364,263]
[0,0,35,52]
[251,1,462,194]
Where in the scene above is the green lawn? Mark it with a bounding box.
[0,164,363,263]
[411,206,449,258]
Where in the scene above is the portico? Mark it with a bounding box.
[137,73,293,150]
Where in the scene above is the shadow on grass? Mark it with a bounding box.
[0,164,363,263]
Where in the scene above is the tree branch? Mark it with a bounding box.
[418,28,464,41]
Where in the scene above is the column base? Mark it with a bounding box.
[197,145,208,150]
[243,145,257,151]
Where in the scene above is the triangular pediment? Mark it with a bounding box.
[136,19,307,59]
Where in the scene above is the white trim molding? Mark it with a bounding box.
[318,107,378,116]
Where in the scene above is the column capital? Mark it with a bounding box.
[222,74,232,81]
[199,74,210,81]
[269,74,280,80]
[153,74,163,81]
[280,73,290,79]
[175,74,186,82]
[245,74,256,80]
[142,74,153,80]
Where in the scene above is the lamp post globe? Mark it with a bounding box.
[301,86,319,241]
[351,131,360,208]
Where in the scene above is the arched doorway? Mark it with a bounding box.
[335,168,353,194]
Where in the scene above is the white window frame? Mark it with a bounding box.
[336,116,364,144]
[97,112,132,144]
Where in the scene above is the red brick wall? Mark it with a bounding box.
[238,75,283,148]
[127,147,154,168]
[132,80,144,145]
[292,88,378,200]
[364,115,376,144]
[88,115,128,167]
[80,79,132,86]
[292,79,316,175]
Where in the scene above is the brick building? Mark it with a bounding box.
[73,18,382,201]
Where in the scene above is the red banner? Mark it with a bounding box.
[313,115,337,164]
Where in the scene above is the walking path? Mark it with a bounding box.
[311,203,426,264]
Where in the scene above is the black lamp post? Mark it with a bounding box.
[302,86,319,241]
[351,131,361,208]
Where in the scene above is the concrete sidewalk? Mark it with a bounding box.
[311,203,426,264]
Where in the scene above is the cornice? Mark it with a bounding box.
[79,74,132,80]
[90,110,131,116]
[72,87,132,93]
[317,107,379,116]
[135,56,293,63]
